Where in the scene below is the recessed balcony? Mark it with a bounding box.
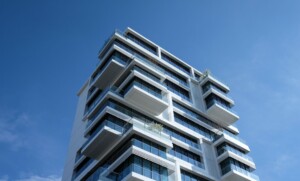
[221,164,259,181]
[123,79,168,116]
[205,95,239,126]
[90,53,128,89]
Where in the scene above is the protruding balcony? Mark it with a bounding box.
[216,143,256,169]
[221,164,259,181]
[81,118,130,159]
[90,51,129,89]
[123,78,168,116]
[205,94,239,126]
[199,71,230,93]
[214,130,250,154]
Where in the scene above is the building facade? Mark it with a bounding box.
[62,28,259,181]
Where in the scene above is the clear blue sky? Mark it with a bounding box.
[0,0,299,180]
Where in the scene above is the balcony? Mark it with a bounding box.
[221,164,259,181]
[214,131,250,153]
[91,53,128,89]
[102,150,173,181]
[123,79,168,116]
[199,71,230,93]
[217,145,255,169]
[202,83,233,102]
[81,119,130,159]
[206,96,239,126]
[131,119,173,149]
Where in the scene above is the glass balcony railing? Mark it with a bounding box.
[217,145,253,162]
[91,54,129,85]
[112,40,188,87]
[123,80,163,100]
[127,33,157,55]
[87,99,171,143]
[173,101,222,131]
[132,66,161,84]
[200,71,228,87]
[108,163,166,181]
[203,84,232,100]
[222,130,246,144]
[131,119,171,143]
[85,86,119,118]
[221,164,259,181]
[206,98,237,115]
[82,119,130,149]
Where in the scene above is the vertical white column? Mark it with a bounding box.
[174,160,181,181]
[157,47,162,58]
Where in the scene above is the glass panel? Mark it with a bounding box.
[143,160,151,177]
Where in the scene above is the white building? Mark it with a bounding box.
[62,28,258,181]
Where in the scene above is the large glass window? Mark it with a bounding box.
[205,94,232,110]
[181,170,209,181]
[91,51,131,82]
[174,113,216,141]
[202,81,227,94]
[164,80,190,101]
[122,77,162,99]
[161,52,190,75]
[220,158,253,176]
[90,99,202,150]
[109,155,168,181]
[82,114,127,149]
[72,157,93,180]
[173,101,221,131]
[133,65,161,83]
[127,32,157,55]
[169,145,204,169]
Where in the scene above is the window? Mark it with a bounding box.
[181,170,209,181]
[110,155,168,181]
[173,101,221,131]
[169,145,204,169]
[174,113,216,141]
[127,33,157,55]
[161,52,190,75]
[164,80,190,101]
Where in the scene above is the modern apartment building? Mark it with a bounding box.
[62,27,259,181]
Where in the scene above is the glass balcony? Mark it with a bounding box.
[107,155,169,181]
[127,32,157,55]
[123,78,168,116]
[223,130,247,144]
[205,95,239,126]
[82,119,129,150]
[217,145,253,162]
[85,86,119,118]
[132,66,161,84]
[112,40,188,87]
[202,83,232,100]
[221,164,259,181]
[169,145,204,169]
[81,117,131,159]
[90,52,129,89]
[131,119,171,144]
[123,79,163,100]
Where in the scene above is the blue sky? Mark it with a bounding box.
[0,0,300,180]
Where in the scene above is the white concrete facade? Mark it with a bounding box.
[62,28,258,181]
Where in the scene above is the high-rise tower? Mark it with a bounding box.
[62,28,258,181]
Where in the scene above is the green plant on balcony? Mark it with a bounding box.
[147,122,164,133]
